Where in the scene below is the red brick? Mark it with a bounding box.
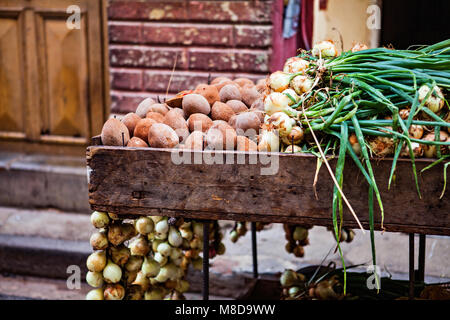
[111,91,149,114]
[110,68,143,91]
[108,22,142,43]
[143,71,210,93]
[234,25,272,48]
[188,48,270,73]
[142,23,233,46]
[108,1,187,21]
[187,1,273,23]
[110,45,188,69]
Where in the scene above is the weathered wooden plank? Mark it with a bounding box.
[87,146,450,236]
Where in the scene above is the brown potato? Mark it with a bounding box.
[229,112,261,137]
[121,113,141,136]
[127,137,148,148]
[234,77,254,88]
[133,118,157,143]
[171,107,186,119]
[214,79,235,92]
[211,77,231,85]
[148,123,179,149]
[136,97,157,118]
[146,112,165,123]
[219,84,241,102]
[236,136,257,151]
[226,100,248,114]
[250,108,265,123]
[241,86,262,107]
[163,109,190,142]
[101,118,130,146]
[187,113,213,132]
[211,101,235,122]
[194,84,220,106]
[147,103,169,116]
[205,120,237,150]
[182,94,211,117]
[183,131,204,151]
[250,97,264,111]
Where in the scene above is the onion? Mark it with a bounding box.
[369,136,394,157]
[126,285,143,300]
[264,92,297,116]
[351,43,368,52]
[129,236,150,256]
[155,218,169,234]
[154,232,168,240]
[152,239,163,252]
[409,125,424,139]
[258,129,280,152]
[314,281,339,300]
[132,271,150,290]
[104,284,125,300]
[418,84,445,114]
[90,211,109,229]
[349,133,361,155]
[192,257,203,271]
[142,256,160,277]
[399,108,410,120]
[283,57,309,74]
[267,112,296,138]
[290,75,314,95]
[144,287,165,300]
[179,228,193,241]
[86,250,107,272]
[168,226,183,247]
[150,216,164,224]
[170,247,183,260]
[176,280,190,293]
[124,270,138,284]
[90,231,108,250]
[280,269,298,287]
[288,286,300,298]
[110,245,130,266]
[125,256,143,272]
[103,260,122,283]
[281,126,304,145]
[292,226,308,241]
[154,252,168,266]
[192,222,204,238]
[135,217,154,235]
[422,132,449,157]
[282,88,300,104]
[216,242,226,255]
[86,271,103,288]
[229,230,239,243]
[180,221,191,229]
[107,223,136,246]
[86,288,104,300]
[312,40,338,58]
[189,237,202,249]
[293,245,305,257]
[268,71,291,92]
[157,242,172,257]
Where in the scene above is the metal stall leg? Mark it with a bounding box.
[203,221,210,301]
[408,233,415,300]
[251,222,258,278]
[417,234,426,282]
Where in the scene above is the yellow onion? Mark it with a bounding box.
[268,71,291,92]
[229,230,239,243]
[192,257,203,271]
[409,125,424,139]
[110,245,130,266]
[107,223,136,246]
[108,212,120,220]
[281,126,304,145]
[258,129,280,152]
[176,280,190,294]
[280,269,298,287]
[351,43,368,52]
[125,285,143,300]
[419,84,445,114]
[154,252,168,266]
[86,250,107,272]
[292,226,308,241]
[369,136,394,157]
[86,288,104,300]
[125,256,143,272]
[150,216,164,224]
[349,133,361,155]
[168,226,183,247]
[283,57,309,74]
[132,271,150,290]
[290,75,314,95]
[103,260,122,283]
[154,263,175,282]
[135,217,154,235]
[283,145,302,153]
[399,108,410,120]
[170,247,183,260]
[192,222,204,238]
[179,228,193,241]
[264,92,296,116]
[124,270,138,285]
[422,132,449,158]
[401,142,424,158]
[267,112,296,138]
[142,256,160,277]
[189,237,202,249]
[104,284,125,300]
[86,271,103,288]
[90,211,109,229]
[90,231,108,250]
[282,88,300,104]
[129,236,150,256]
[157,242,172,257]
[312,40,338,58]
[145,287,165,300]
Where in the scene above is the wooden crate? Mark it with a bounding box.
[87,138,450,236]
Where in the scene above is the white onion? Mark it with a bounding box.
[157,242,172,257]
[170,247,183,260]
[418,85,445,114]
[132,271,150,290]
[281,126,304,145]
[290,75,314,95]
[168,226,183,247]
[150,216,164,224]
[283,145,302,153]
[264,92,297,116]
[283,57,309,74]
[155,218,169,234]
[267,112,296,138]
[141,256,160,277]
[86,288,104,300]
[90,211,109,229]
[351,43,368,53]
[135,217,154,235]
[258,129,280,152]
[154,252,168,266]
[86,271,103,288]
[179,228,193,240]
[312,40,338,58]
[192,222,204,238]
[268,71,291,92]
[103,260,122,283]
[282,88,300,104]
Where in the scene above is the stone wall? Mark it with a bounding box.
[108,0,275,114]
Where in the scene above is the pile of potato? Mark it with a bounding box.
[101,77,268,152]
[85,212,225,300]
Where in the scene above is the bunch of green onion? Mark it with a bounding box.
[264,39,450,293]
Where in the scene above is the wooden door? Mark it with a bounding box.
[0,0,109,156]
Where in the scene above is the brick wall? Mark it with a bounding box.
[108,0,275,114]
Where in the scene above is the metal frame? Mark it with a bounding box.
[408,233,426,300]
